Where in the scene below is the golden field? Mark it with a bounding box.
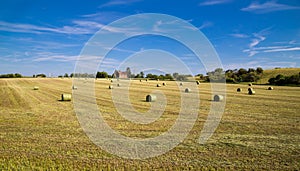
[0,78,299,170]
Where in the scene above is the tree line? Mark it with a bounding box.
[205,67,264,83]
[1,67,299,86]
[0,73,22,78]
[268,73,300,86]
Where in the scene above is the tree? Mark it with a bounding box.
[36,74,46,78]
[248,68,255,73]
[14,73,22,78]
[96,71,108,78]
[64,73,69,78]
[268,74,300,86]
[173,72,179,79]
[126,67,132,78]
[206,68,225,82]
[134,74,141,78]
[196,73,204,80]
[140,71,144,78]
[165,74,173,80]
[70,73,74,78]
[256,67,263,74]
[238,68,247,76]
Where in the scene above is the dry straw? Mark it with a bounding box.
[61,94,72,101]
[146,94,156,102]
[214,95,224,102]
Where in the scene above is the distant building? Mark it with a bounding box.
[113,70,128,78]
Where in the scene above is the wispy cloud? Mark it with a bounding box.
[198,21,213,29]
[249,34,266,48]
[241,1,300,14]
[99,0,142,8]
[230,33,249,38]
[264,47,300,52]
[243,44,300,57]
[33,55,79,62]
[199,0,233,6]
[243,27,273,57]
[0,21,100,35]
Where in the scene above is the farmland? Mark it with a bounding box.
[0,78,299,170]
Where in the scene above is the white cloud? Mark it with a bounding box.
[241,1,300,13]
[230,33,249,38]
[243,27,273,57]
[243,44,300,57]
[33,55,79,62]
[0,21,100,35]
[199,0,232,6]
[99,0,142,8]
[264,47,300,52]
[198,21,213,30]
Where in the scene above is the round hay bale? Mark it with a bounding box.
[185,88,191,93]
[248,87,253,92]
[268,86,273,90]
[157,84,161,87]
[248,89,255,95]
[146,94,157,102]
[146,79,148,82]
[214,95,224,102]
[117,83,120,87]
[196,81,200,85]
[162,82,166,86]
[72,86,77,90]
[140,79,142,82]
[33,86,39,90]
[157,79,159,81]
[248,83,252,86]
[109,85,113,89]
[237,88,242,92]
[111,80,113,82]
[179,82,183,86]
[248,90,255,95]
[61,94,71,101]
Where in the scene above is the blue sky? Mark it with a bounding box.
[0,0,299,76]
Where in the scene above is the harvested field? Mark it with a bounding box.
[0,78,299,170]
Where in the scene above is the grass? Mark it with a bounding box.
[0,78,299,170]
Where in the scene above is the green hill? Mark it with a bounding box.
[258,68,300,84]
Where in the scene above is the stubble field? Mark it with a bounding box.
[0,78,299,170]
